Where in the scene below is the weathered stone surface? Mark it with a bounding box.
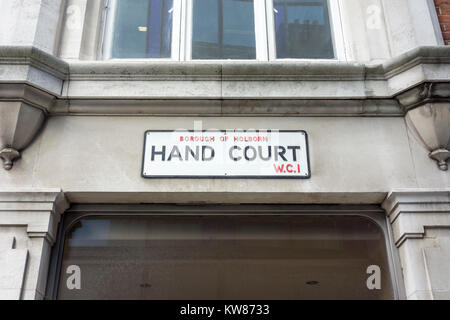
[0,190,68,300]
[382,190,450,300]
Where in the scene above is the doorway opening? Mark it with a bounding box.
[47,205,401,300]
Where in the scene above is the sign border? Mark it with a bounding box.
[141,130,311,179]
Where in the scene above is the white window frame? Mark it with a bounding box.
[101,0,346,61]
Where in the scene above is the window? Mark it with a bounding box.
[271,0,334,59]
[105,0,176,59]
[103,0,344,60]
[56,214,395,299]
[192,0,256,59]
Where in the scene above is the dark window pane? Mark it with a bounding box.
[274,0,334,59]
[57,215,394,299]
[192,0,256,59]
[111,0,173,58]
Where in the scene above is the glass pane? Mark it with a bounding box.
[273,0,334,59]
[192,0,256,59]
[57,215,394,299]
[111,0,173,58]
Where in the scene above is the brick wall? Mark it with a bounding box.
[435,0,450,45]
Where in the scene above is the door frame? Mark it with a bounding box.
[45,203,406,300]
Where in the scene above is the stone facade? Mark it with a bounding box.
[0,0,449,299]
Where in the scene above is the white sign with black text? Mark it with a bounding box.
[142,130,311,178]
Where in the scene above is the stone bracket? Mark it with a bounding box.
[397,82,450,171]
[0,95,49,170]
[396,82,450,112]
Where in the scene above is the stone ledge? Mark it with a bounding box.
[379,46,450,80]
[64,191,389,205]
[64,46,450,81]
[0,46,68,80]
[0,45,449,84]
[0,83,55,113]
[0,45,449,113]
[51,98,404,116]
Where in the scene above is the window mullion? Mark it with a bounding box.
[265,0,276,60]
[254,0,269,61]
[171,0,183,60]
[328,0,347,61]
[182,0,193,60]
[218,0,224,57]
[102,0,118,60]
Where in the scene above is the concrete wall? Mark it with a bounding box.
[0,115,448,204]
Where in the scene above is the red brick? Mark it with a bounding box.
[433,1,450,44]
[440,7,450,14]
[439,15,450,22]
[435,0,450,6]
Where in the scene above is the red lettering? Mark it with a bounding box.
[274,164,285,173]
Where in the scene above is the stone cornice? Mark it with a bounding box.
[0,45,450,115]
[63,46,450,82]
[64,46,450,82]
[66,60,367,81]
[378,46,450,80]
[0,46,68,80]
[51,98,403,116]
[0,45,448,81]
[0,83,56,113]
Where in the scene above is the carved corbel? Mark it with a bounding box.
[397,83,450,171]
[0,84,55,170]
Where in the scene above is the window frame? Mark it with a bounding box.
[100,0,346,61]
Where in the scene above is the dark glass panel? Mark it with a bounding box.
[192,0,256,59]
[112,0,173,58]
[58,215,394,299]
[273,0,334,58]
